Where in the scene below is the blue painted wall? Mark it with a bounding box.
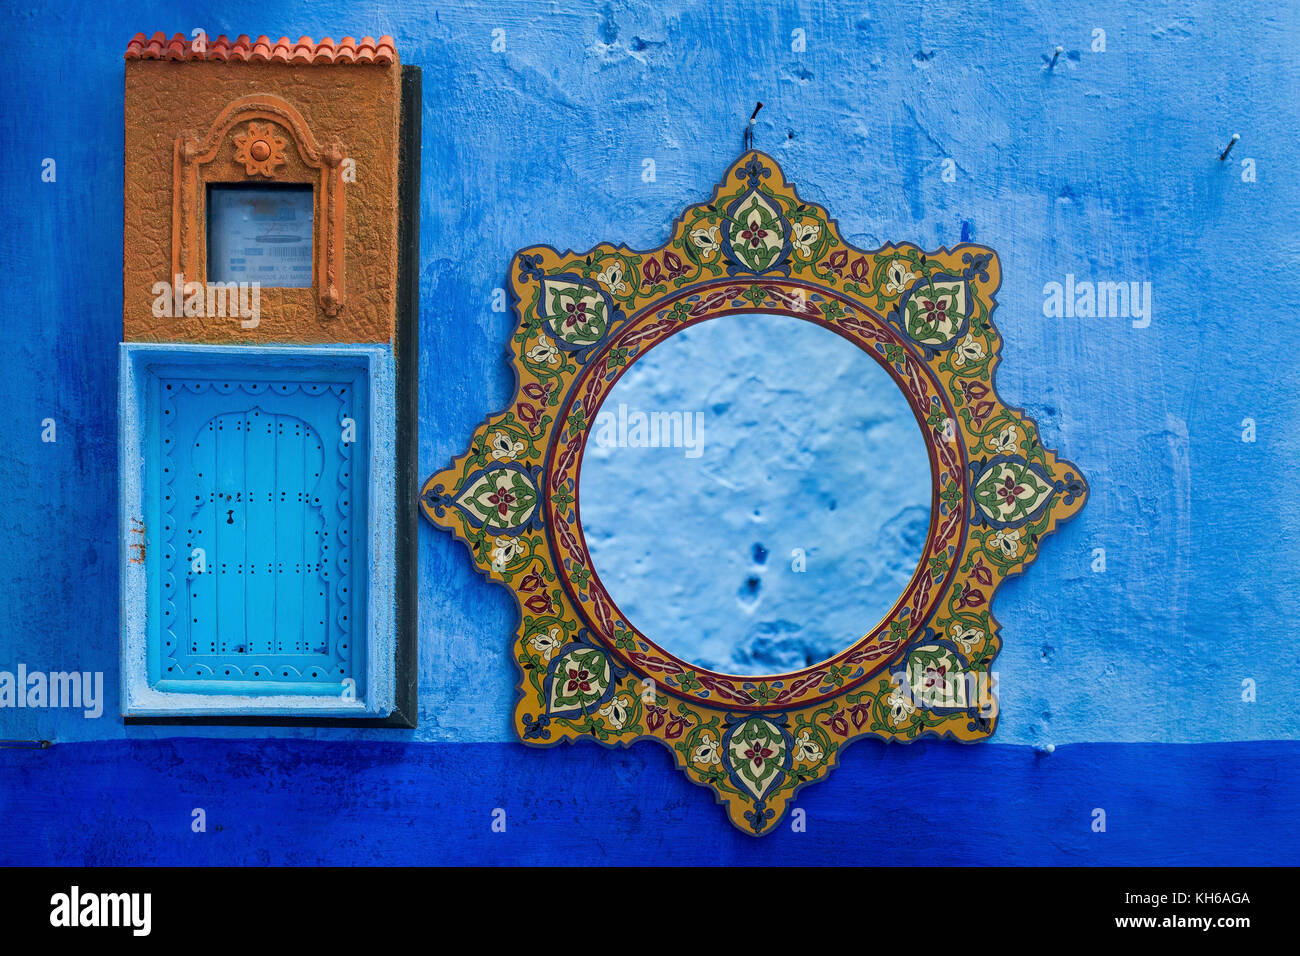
[1,0,1298,862]
[7,738,1300,865]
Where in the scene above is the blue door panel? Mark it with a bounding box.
[145,369,368,696]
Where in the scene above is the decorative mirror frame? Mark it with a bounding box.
[421,152,1087,835]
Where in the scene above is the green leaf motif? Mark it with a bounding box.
[973,461,1054,525]
[730,192,785,272]
[727,718,787,799]
[549,647,611,713]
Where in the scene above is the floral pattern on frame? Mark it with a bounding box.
[420,152,1087,835]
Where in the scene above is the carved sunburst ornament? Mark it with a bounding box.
[233,121,288,176]
[421,152,1087,835]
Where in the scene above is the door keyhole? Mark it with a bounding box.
[226,509,235,525]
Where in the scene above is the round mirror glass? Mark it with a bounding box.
[578,312,933,676]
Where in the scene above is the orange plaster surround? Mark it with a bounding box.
[124,54,401,344]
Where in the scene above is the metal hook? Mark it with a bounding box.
[743,102,763,153]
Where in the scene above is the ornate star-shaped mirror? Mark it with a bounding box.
[421,152,1086,835]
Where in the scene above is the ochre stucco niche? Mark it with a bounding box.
[124,35,401,344]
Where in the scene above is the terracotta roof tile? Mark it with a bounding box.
[125,32,396,65]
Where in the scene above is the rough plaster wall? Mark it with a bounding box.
[0,0,1297,751]
[123,60,401,344]
[580,313,932,676]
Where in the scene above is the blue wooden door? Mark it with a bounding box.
[149,373,365,695]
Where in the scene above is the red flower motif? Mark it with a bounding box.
[524,593,553,614]
[562,300,588,329]
[662,250,688,279]
[517,403,541,428]
[849,256,871,283]
[997,474,1028,507]
[744,741,774,767]
[565,666,592,694]
[959,586,987,609]
[923,665,947,689]
[665,714,690,740]
[645,704,667,731]
[971,556,993,586]
[740,217,768,248]
[959,380,990,402]
[487,482,516,518]
[642,257,664,284]
[518,569,545,593]
[848,702,871,729]
[968,400,995,428]
[821,710,850,737]
[823,249,849,276]
[921,298,949,324]
[522,382,552,404]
